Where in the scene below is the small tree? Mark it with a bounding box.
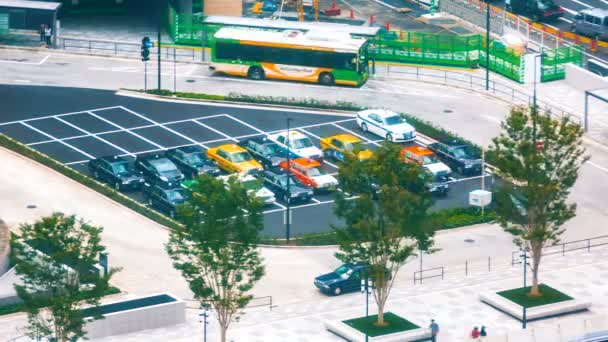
[489,106,588,296]
[166,175,265,342]
[334,142,435,326]
[13,212,117,342]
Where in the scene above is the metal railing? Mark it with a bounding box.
[184,296,273,311]
[511,235,608,265]
[381,64,580,124]
[59,36,208,62]
[413,266,444,284]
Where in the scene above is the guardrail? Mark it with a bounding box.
[59,37,208,62]
[511,235,608,265]
[413,266,444,284]
[381,64,580,124]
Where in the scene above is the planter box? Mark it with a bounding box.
[480,288,591,322]
[325,319,432,342]
[83,293,186,339]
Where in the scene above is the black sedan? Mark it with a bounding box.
[314,263,368,296]
[142,182,188,219]
[88,156,145,191]
[165,146,220,178]
[135,153,184,185]
[428,141,482,176]
[238,137,286,169]
[263,169,313,203]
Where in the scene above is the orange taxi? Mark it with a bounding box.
[279,158,338,191]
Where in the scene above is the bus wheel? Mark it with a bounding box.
[247,66,265,80]
[319,73,335,86]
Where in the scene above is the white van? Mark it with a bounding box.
[573,8,608,41]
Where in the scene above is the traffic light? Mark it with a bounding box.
[141,36,152,62]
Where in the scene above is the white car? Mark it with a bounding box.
[218,174,276,205]
[266,131,323,161]
[356,109,416,142]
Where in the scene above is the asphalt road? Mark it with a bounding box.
[0,85,494,238]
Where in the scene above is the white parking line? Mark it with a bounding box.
[587,161,608,174]
[296,128,339,169]
[192,119,238,142]
[569,0,592,8]
[559,17,573,24]
[561,6,577,15]
[86,111,165,150]
[311,198,321,204]
[0,106,122,127]
[20,122,95,159]
[331,123,381,147]
[54,117,134,157]
[446,173,492,184]
[223,114,267,134]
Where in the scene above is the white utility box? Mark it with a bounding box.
[469,190,492,207]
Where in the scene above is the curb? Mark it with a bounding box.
[115,89,359,116]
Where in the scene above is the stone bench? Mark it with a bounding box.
[325,319,432,342]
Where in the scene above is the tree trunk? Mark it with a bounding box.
[376,302,385,326]
[219,323,228,342]
[529,242,543,297]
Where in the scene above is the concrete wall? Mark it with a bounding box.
[84,293,186,339]
[204,0,242,16]
[565,63,608,92]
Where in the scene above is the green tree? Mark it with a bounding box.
[333,142,435,326]
[13,213,118,342]
[489,106,588,296]
[166,175,265,342]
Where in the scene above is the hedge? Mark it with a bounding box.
[260,207,496,246]
[0,134,181,231]
[141,89,481,152]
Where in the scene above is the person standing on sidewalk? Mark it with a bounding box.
[429,319,439,342]
[39,24,46,44]
[44,25,52,47]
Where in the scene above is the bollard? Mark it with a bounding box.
[591,39,597,52]
[386,22,390,30]
[370,15,374,24]
[488,256,491,272]
[465,261,468,276]
[349,9,354,18]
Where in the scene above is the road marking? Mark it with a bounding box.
[273,202,287,210]
[223,114,267,134]
[0,54,50,65]
[569,0,592,8]
[54,117,134,157]
[38,55,50,65]
[544,23,560,31]
[192,119,238,142]
[447,173,492,184]
[86,111,165,149]
[0,106,122,127]
[296,128,339,169]
[311,198,321,204]
[331,123,382,147]
[561,6,578,15]
[369,0,396,10]
[587,161,608,173]
[20,122,95,160]
[14,79,31,83]
[559,17,573,24]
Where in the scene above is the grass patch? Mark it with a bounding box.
[343,312,420,337]
[497,284,573,308]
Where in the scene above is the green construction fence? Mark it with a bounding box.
[541,46,583,82]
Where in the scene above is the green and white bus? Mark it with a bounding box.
[210,27,369,86]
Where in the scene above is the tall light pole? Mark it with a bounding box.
[285,118,292,243]
[485,1,490,91]
[157,0,162,91]
[521,248,529,329]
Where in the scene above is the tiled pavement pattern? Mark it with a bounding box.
[2,244,607,341]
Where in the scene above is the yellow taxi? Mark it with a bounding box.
[206,144,263,175]
[320,133,373,161]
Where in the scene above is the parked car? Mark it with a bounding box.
[400,145,452,178]
[314,263,368,296]
[134,153,184,185]
[572,8,608,41]
[426,174,450,197]
[280,158,338,192]
[206,144,263,175]
[506,0,564,22]
[266,130,323,161]
[588,59,608,77]
[356,109,416,142]
[320,133,373,161]
[428,141,482,175]
[88,156,145,191]
[262,168,313,203]
[238,137,287,169]
[165,146,220,178]
[142,182,188,218]
[217,173,276,205]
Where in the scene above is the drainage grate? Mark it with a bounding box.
[186,79,195,83]
[464,238,475,243]
[26,204,37,209]
[444,109,453,113]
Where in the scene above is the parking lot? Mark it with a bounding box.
[0,91,495,237]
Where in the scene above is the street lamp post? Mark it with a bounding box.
[199,309,209,342]
[157,0,162,91]
[485,1,490,91]
[521,248,529,329]
[285,118,292,243]
[361,274,372,342]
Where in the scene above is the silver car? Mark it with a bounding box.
[573,8,608,41]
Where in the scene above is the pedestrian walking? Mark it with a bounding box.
[39,24,46,43]
[480,326,487,338]
[44,26,52,47]
[429,319,439,342]
[471,326,480,339]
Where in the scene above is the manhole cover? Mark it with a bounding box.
[444,109,453,113]
[55,62,69,66]
[26,204,37,209]
[464,238,475,243]
[186,79,195,83]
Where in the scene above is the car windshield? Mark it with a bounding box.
[291,137,313,149]
[537,0,554,9]
[452,147,471,159]
[278,175,299,187]
[305,167,324,177]
[230,151,252,163]
[185,152,206,165]
[384,115,404,125]
[421,155,440,165]
[111,162,129,174]
[242,179,261,191]
[166,189,186,202]
[335,265,354,278]
[151,159,176,172]
[263,143,281,155]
